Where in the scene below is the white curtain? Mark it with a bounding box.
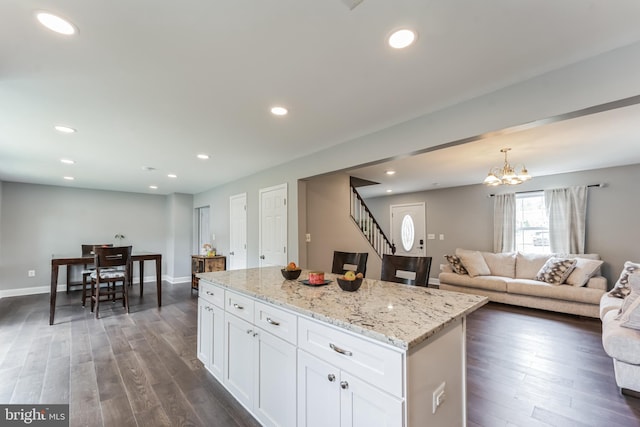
[493,193,516,253]
[545,186,588,254]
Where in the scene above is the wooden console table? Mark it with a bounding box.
[191,255,226,292]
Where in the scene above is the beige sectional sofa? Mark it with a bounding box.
[438,249,607,318]
[600,268,640,394]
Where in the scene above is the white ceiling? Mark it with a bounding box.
[2,1,640,195]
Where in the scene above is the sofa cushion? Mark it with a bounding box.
[609,261,640,299]
[456,249,490,277]
[600,294,624,320]
[507,279,604,304]
[438,272,508,292]
[482,252,516,278]
[444,254,468,275]
[602,310,640,365]
[515,252,551,279]
[565,258,604,287]
[535,257,577,285]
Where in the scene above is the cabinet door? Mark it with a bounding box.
[224,313,255,409]
[208,304,225,381]
[254,329,296,427]
[298,350,340,427]
[340,371,404,427]
[197,299,213,367]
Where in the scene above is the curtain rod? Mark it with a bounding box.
[488,183,605,197]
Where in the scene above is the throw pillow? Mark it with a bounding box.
[608,261,640,299]
[564,258,604,287]
[456,249,491,278]
[535,257,577,285]
[616,273,640,317]
[444,254,468,275]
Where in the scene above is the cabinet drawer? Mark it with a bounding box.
[254,301,297,345]
[225,289,254,323]
[199,280,224,308]
[298,317,404,397]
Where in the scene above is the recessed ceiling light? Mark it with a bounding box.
[60,159,75,164]
[197,154,210,160]
[271,106,288,116]
[385,170,396,175]
[149,185,158,190]
[386,189,393,193]
[54,125,76,133]
[36,12,76,35]
[63,176,74,181]
[388,29,416,49]
[167,174,177,178]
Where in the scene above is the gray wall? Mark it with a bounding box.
[0,182,192,295]
[363,163,640,287]
[166,193,194,279]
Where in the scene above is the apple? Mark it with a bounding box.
[344,271,356,281]
[286,261,298,271]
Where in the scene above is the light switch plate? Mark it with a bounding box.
[427,234,435,240]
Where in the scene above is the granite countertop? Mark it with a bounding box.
[198,266,487,350]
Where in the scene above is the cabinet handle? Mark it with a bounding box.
[266,317,280,326]
[330,343,353,357]
[230,251,235,256]
[327,374,336,382]
[233,303,244,310]
[246,329,253,334]
[340,381,349,390]
[206,291,214,296]
[253,332,259,337]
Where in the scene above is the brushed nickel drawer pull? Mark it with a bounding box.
[233,303,244,310]
[266,317,280,326]
[330,343,353,356]
[206,291,214,296]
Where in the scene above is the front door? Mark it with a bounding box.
[259,183,288,267]
[229,193,247,270]
[390,203,426,256]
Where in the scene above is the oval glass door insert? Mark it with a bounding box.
[401,214,415,251]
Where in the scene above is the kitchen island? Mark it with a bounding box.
[197,267,487,427]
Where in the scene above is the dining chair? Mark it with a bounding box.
[380,254,432,287]
[331,251,369,277]
[90,246,132,319]
[80,244,113,306]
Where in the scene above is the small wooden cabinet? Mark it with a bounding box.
[191,255,226,291]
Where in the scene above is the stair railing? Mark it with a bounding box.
[349,184,395,258]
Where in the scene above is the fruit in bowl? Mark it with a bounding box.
[281,262,301,280]
[337,270,363,292]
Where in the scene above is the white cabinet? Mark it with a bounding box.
[298,350,403,427]
[223,290,297,427]
[197,283,224,381]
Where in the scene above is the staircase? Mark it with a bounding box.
[349,182,395,258]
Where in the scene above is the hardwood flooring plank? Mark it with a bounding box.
[40,354,70,404]
[134,404,173,427]
[114,349,161,413]
[69,361,103,427]
[101,395,137,427]
[153,381,204,427]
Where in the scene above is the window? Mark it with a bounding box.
[515,192,549,253]
[401,214,415,252]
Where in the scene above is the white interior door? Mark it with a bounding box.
[259,184,287,267]
[390,203,426,256]
[229,193,247,270]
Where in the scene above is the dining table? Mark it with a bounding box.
[49,251,162,325]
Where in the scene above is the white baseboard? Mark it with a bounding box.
[429,277,440,287]
[0,275,191,299]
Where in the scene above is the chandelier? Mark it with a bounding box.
[483,148,532,186]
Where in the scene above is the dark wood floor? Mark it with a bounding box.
[1,283,639,426]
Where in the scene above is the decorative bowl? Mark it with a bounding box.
[281,268,302,280]
[337,277,363,292]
